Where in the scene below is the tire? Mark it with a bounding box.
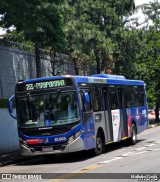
[94,131,103,156]
[129,124,137,145]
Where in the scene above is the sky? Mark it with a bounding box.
[135,0,150,6]
[0,0,155,35]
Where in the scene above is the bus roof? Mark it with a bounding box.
[20,74,144,86]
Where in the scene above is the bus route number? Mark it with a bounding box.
[26,84,34,91]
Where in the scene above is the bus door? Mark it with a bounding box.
[117,86,128,138]
[108,86,122,142]
[80,89,95,150]
[102,87,113,143]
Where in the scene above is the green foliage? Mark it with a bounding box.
[64,0,135,74]
[0,0,65,49]
[0,0,66,77]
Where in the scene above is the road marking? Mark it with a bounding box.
[155,140,160,144]
[133,147,146,151]
[155,148,160,151]
[117,152,135,157]
[81,164,102,170]
[144,144,155,147]
[98,156,123,164]
[128,151,148,156]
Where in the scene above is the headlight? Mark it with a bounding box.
[68,130,81,144]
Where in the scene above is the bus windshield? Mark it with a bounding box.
[16,91,79,128]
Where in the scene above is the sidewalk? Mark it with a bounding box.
[0,123,159,167]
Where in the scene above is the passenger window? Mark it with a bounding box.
[125,86,135,107]
[90,86,102,112]
[138,86,145,106]
[109,86,119,109]
[125,85,145,107]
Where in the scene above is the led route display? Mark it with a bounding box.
[26,80,65,91]
[16,78,73,92]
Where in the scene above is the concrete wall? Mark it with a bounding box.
[0,45,52,99]
[0,109,19,154]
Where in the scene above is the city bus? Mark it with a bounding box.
[8,74,148,156]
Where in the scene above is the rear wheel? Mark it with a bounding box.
[129,124,137,145]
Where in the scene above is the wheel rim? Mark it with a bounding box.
[132,127,136,142]
[96,135,102,154]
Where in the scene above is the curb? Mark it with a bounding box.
[149,123,159,128]
[150,124,159,128]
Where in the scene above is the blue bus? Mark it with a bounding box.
[9,74,148,156]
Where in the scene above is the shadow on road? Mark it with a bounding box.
[15,139,145,166]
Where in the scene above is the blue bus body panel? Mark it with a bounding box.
[19,122,83,145]
[81,115,96,150]
[126,106,148,135]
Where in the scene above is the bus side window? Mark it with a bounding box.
[102,87,108,110]
[90,86,102,112]
[125,86,135,107]
[138,86,145,106]
[109,86,119,110]
[80,90,92,112]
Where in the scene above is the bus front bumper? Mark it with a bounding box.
[20,137,85,156]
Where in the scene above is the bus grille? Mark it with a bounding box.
[28,143,67,152]
[19,121,80,136]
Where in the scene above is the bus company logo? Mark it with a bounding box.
[39,138,49,144]
[44,138,49,143]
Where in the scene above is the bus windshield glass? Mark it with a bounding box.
[16,91,79,128]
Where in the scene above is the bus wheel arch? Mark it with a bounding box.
[94,128,105,156]
[129,121,137,145]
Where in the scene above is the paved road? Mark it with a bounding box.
[1,126,160,182]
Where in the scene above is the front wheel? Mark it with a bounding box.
[94,131,103,156]
[129,124,137,145]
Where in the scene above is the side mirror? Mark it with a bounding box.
[9,101,13,113]
[84,92,90,103]
[8,95,16,119]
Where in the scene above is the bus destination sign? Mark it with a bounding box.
[16,79,73,92]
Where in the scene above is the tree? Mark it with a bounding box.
[0,0,65,77]
[113,29,147,79]
[142,0,160,122]
[64,0,135,75]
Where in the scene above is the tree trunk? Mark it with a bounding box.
[155,102,159,123]
[35,41,41,78]
[50,49,56,76]
[96,53,100,74]
[72,58,79,75]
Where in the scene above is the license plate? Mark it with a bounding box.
[42,147,53,152]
